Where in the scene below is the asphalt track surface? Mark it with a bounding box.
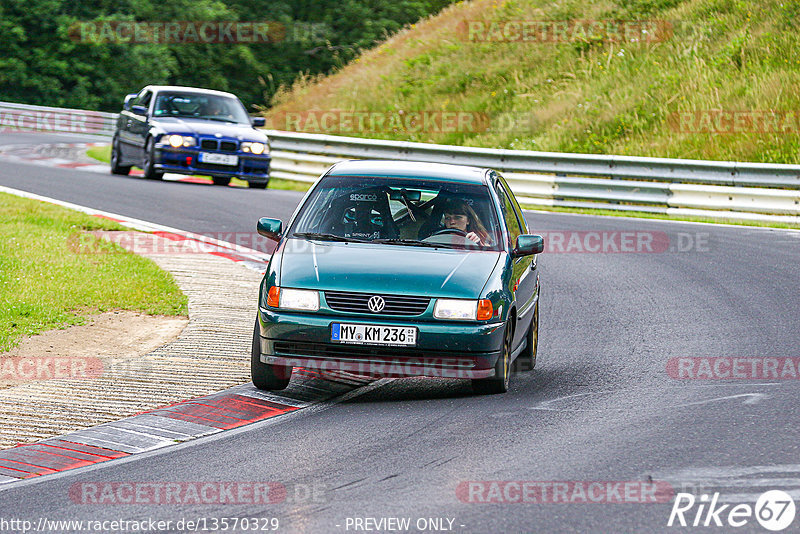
[1,133,800,533]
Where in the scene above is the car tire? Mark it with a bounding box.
[142,137,164,180]
[251,316,291,390]
[212,176,231,186]
[110,136,131,175]
[513,297,538,372]
[473,323,512,395]
[250,180,269,189]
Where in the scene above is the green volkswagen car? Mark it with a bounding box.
[252,160,543,395]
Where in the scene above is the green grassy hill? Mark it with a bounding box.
[264,0,800,163]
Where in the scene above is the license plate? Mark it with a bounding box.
[331,323,417,346]
[199,152,238,165]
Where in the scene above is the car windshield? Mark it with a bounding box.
[153,92,250,124]
[289,175,502,251]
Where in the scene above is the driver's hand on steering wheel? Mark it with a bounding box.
[465,231,482,245]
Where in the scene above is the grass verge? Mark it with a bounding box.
[86,144,110,163]
[266,0,800,164]
[0,193,188,352]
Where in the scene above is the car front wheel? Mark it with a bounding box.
[473,324,511,395]
[514,298,538,372]
[142,137,164,180]
[251,317,292,390]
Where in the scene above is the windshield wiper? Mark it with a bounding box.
[201,117,240,123]
[292,232,368,243]
[373,238,458,249]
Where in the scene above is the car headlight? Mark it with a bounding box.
[166,135,195,148]
[242,141,268,155]
[434,298,493,321]
[267,286,319,311]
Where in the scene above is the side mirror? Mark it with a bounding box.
[130,104,148,116]
[251,117,266,127]
[257,217,283,241]
[123,93,137,111]
[513,234,544,257]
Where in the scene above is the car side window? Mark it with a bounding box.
[497,174,529,234]
[495,181,522,249]
[139,91,152,112]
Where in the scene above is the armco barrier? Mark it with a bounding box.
[264,130,800,222]
[1,101,798,223]
[0,101,116,137]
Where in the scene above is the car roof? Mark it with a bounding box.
[143,85,238,99]
[325,160,490,184]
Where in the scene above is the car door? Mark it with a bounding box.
[494,176,536,350]
[129,90,153,164]
[117,92,141,160]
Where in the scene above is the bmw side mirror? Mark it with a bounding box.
[257,217,283,241]
[130,104,148,116]
[123,93,137,111]
[513,234,544,257]
[251,117,266,127]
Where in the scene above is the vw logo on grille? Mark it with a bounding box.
[367,296,386,313]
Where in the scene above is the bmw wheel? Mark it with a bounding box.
[142,137,164,180]
[110,136,131,175]
[251,316,292,390]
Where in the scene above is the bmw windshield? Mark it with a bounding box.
[153,92,251,124]
[289,175,503,251]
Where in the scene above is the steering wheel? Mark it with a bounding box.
[431,228,468,237]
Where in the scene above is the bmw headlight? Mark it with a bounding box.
[267,287,319,311]
[165,135,195,148]
[242,141,268,155]
[434,299,493,320]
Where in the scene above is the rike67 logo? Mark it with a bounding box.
[668,490,796,531]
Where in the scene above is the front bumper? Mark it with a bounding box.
[257,308,504,379]
[154,147,270,181]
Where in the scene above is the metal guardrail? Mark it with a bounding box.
[1,101,798,222]
[0,101,116,137]
[266,130,800,222]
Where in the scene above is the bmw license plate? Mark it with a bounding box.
[199,152,238,165]
[331,323,417,346]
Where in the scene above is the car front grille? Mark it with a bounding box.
[324,291,430,316]
[272,341,476,368]
[199,139,238,152]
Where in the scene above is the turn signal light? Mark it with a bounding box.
[477,299,493,320]
[267,286,280,308]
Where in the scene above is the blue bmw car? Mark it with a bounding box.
[252,160,544,395]
[111,85,271,188]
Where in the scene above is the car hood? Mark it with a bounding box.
[152,118,267,140]
[278,239,501,299]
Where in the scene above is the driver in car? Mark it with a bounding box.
[441,198,491,246]
[203,99,232,119]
